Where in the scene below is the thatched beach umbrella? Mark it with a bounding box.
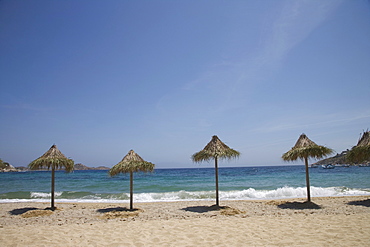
[109,150,155,210]
[192,135,240,207]
[282,134,334,202]
[347,131,370,164]
[28,144,74,210]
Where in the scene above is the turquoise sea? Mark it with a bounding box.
[1,165,370,203]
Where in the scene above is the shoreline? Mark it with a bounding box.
[2,186,370,204]
[1,195,370,246]
[1,192,370,205]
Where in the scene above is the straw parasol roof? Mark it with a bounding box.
[347,131,370,164]
[192,135,240,206]
[282,134,334,161]
[109,150,155,176]
[282,134,334,202]
[192,135,240,162]
[28,144,74,172]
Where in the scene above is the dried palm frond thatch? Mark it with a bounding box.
[28,144,74,172]
[109,150,154,176]
[109,150,155,210]
[192,135,240,162]
[28,145,74,210]
[282,134,334,202]
[347,131,370,164]
[192,135,240,206]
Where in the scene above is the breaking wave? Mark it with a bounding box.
[1,186,369,203]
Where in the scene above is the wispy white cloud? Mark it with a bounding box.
[155,0,345,132]
[259,0,343,68]
[180,0,343,109]
[230,0,344,94]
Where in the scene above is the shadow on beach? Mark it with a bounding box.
[181,204,227,213]
[9,207,39,215]
[347,199,370,207]
[96,207,140,213]
[96,207,143,219]
[277,201,322,210]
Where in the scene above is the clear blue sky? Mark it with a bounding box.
[1,0,369,168]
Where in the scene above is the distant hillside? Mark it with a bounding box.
[74,163,109,170]
[315,150,349,165]
[11,163,109,171]
[315,150,369,165]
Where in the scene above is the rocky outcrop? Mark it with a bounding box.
[0,163,20,172]
[315,151,348,165]
[1,161,108,172]
[315,150,369,165]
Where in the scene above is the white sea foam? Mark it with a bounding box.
[30,191,63,199]
[1,187,369,203]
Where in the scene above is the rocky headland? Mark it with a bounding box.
[0,161,109,172]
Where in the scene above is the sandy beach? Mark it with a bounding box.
[1,196,369,246]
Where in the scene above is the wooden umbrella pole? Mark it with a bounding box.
[51,166,55,210]
[215,157,219,207]
[304,157,311,202]
[130,171,133,210]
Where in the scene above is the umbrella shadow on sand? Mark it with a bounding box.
[96,207,142,219]
[96,207,139,213]
[181,205,228,213]
[9,207,39,215]
[347,199,370,207]
[277,201,322,210]
[9,207,54,218]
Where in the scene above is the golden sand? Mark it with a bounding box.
[1,196,369,246]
